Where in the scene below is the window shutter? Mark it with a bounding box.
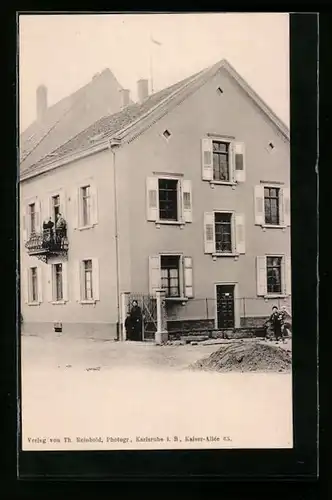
[234,142,246,182]
[182,179,192,223]
[254,185,265,225]
[149,255,161,296]
[92,258,100,300]
[72,188,79,229]
[73,260,82,302]
[281,187,291,226]
[204,212,215,254]
[43,195,50,223]
[37,266,43,302]
[23,268,29,303]
[46,264,53,302]
[60,190,67,220]
[146,177,159,221]
[256,256,267,296]
[285,256,292,295]
[35,199,41,232]
[235,213,246,254]
[62,262,69,301]
[183,256,193,298]
[201,138,213,181]
[22,205,28,242]
[90,183,98,225]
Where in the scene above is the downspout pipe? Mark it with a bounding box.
[109,139,121,340]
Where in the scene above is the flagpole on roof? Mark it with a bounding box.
[149,34,162,95]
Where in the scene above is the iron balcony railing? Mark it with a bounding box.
[25,228,68,261]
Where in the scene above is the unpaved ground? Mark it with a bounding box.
[20,335,293,451]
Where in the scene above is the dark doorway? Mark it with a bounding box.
[216,284,235,329]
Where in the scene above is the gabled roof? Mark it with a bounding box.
[20,68,129,172]
[21,59,289,180]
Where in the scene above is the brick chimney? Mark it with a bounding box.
[137,79,149,103]
[36,85,48,121]
[120,88,130,109]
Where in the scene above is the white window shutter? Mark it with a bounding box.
[73,260,82,302]
[285,256,292,295]
[182,179,192,223]
[183,256,194,298]
[22,205,28,242]
[60,190,67,219]
[23,268,29,303]
[90,183,98,225]
[92,258,100,300]
[37,266,43,302]
[146,177,159,221]
[235,213,246,254]
[72,188,79,229]
[62,262,69,301]
[281,188,291,226]
[234,142,246,183]
[46,264,53,302]
[35,199,41,232]
[201,138,213,181]
[254,185,265,225]
[149,255,161,296]
[256,256,267,296]
[204,212,215,254]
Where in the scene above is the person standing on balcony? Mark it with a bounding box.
[56,213,66,246]
[129,300,143,341]
[42,217,54,246]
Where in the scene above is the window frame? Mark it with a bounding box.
[81,185,91,228]
[82,259,94,302]
[264,186,281,226]
[29,202,36,235]
[160,254,181,298]
[212,139,232,183]
[54,263,64,302]
[264,254,287,298]
[30,266,38,303]
[212,210,237,257]
[51,194,61,223]
[259,182,287,229]
[158,178,179,223]
[155,174,185,226]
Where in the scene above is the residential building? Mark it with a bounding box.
[20,59,291,340]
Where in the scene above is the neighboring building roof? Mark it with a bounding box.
[21,59,290,180]
[20,68,130,172]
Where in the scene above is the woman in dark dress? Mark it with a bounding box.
[129,300,143,341]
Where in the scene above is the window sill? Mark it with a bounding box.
[261,224,287,231]
[27,301,41,306]
[263,294,289,300]
[155,220,185,229]
[165,297,189,303]
[76,224,97,231]
[79,300,97,305]
[52,300,67,305]
[210,181,237,189]
[212,252,239,261]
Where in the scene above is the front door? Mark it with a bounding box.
[216,285,235,329]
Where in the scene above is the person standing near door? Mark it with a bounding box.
[130,300,143,341]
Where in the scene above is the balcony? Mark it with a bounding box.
[25,228,69,263]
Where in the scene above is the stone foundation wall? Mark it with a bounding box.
[21,322,118,340]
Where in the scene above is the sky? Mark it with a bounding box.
[19,13,289,132]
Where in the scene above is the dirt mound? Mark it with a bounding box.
[190,341,292,373]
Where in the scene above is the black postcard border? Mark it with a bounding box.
[4,11,320,483]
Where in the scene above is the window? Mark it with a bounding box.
[204,211,246,256]
[254,185,290,227]
[161,255,180,297]
[213,141,230,182]
[52,195,61,221]
[30,267,38,302]
[83,259,93,300]
[146,177,192,224]
[158,179,178,221]
[266,256,282,294]
[264,187,280,225]
[29,203,36,234]
[256,255,291,297]
[81,185,91,226]
[215,213,232,253]
[149,255,193,299]
[54,263,63,301]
